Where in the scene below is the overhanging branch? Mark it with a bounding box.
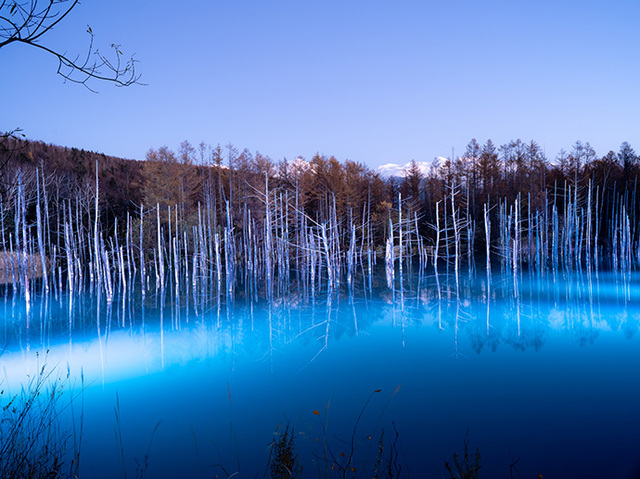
[0,0,142,89]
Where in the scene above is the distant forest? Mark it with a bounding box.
[0,135,638,295]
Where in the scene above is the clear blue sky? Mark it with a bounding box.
[2,0,639,168]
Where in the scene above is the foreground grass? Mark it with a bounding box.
[0,375,501,478]
[0,359,81,479]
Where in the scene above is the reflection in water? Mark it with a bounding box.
[1,269,640,477]
[2,269,639,385]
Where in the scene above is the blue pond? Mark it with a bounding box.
[2,268,640,477]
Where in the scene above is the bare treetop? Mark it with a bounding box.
[0,0,141,91]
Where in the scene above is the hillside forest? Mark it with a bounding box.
[0,135,638,297]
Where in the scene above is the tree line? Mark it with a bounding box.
[0,134,638,297]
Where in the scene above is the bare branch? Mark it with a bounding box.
[0,0,142,89]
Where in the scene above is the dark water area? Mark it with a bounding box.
[2,268,640,477]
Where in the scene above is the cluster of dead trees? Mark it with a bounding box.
[0,135,639,280]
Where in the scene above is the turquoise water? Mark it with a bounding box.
[2,269,640,477]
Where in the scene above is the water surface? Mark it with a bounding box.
[2,268,640,477]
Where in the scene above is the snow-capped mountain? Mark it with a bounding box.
[289,156,314,174]
[377,158,447,178]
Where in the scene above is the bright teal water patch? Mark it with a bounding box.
[2,269,640,477]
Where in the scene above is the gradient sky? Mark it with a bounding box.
[2,0,639,168]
